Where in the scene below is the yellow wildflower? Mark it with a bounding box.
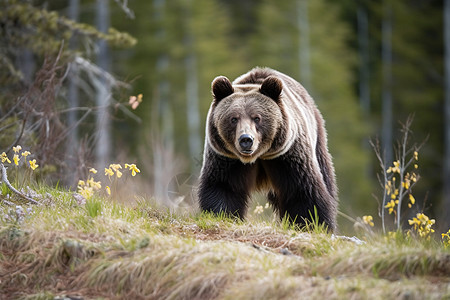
[29,159,39,170]
[106,186,111,196]
[126,163,140,176]
[442,229,450,248]
[402,174,411,189]
[21,151,31,157]
[105,167,114,178]
[110,163,122,171]
[385,200,398,215]
[13,154,19,166]
[1,152,11,163]
[409,194,415,205]
[390,188,399,200]
[387,160,401,174]
[408,218,418,227]
[92,180,101,190]
[86,177,101,190]
[89,168,98,174]
[409,213,435,239]
[385,180,391,195]
[78,186,94,200]
[131,166,140,176]
[362,215,374,227]
[77,178,99,200]
[109,164,122,178]
[13,145,22,153]
[414,151,418,160]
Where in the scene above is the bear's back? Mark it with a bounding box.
[233,67,315,108]
[234,67,319,153]
[233,67,277,85]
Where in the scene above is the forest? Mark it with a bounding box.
[1,0,450,233]
[2,1,450,298]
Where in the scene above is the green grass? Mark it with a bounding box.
[1,187,449,299]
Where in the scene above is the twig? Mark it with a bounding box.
[113,0,135,19]
[1,197,14,206]
[74,56,130,89]
[6,117,27,153]
[331,234,366,245]
[370,138,388,234]
[0,96,25,124]
[0,163,40,205]
[396,119,410,229]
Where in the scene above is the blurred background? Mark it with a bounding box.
[1,0,449,233]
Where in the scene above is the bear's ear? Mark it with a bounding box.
[260,76,282,102]
[212,76,234,102]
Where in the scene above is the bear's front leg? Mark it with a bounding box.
[198,150,253,219]
[272,188,336,232]
[263,154,337,232]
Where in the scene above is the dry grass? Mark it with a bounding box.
[1,193,449,299]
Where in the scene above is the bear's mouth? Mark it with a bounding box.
[239,149,254,155]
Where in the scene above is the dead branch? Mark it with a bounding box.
[0,163,40,205]
[370,138,388,233]
[6,117,27,154]
[73,56,130,89]
[113,0,135,19]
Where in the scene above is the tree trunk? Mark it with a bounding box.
[95,0,112,169]
[184,0,201,174]
[67,0,80,185]
[16,49,34,85]
[297,0,311,90]
[152,0,173,202]
[381,0,393,164]
[357,3,370,114]
[443,0,450,227]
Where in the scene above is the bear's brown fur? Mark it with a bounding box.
[198,67,338,231]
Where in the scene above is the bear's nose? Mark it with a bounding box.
[238,134,254,151]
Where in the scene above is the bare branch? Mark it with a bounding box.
[370,138,388,233]
[6,117,27,154]
[56,108,93,142]
[0,96,26,124]
[0,163,40,205]
[73,56,130,90]
[113,0,135,19]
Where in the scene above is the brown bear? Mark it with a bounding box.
[197,67,338,231]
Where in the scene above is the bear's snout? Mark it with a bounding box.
[238,134,254,153]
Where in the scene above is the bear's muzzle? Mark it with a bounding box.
[238,134,254,154]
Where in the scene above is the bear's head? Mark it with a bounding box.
[209,75,284,164]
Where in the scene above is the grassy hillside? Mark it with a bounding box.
[1,189,449,300]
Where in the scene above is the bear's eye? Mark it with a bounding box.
[253,117,261,123]
[231,117,238,124]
